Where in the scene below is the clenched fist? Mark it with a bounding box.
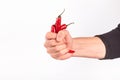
[44,30,73,60]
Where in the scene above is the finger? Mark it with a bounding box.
[47,44,67,54]
[56,30,65,41]
[44,39,65,48]
[44,40,57,47]
[57,53,72,60]
[50,49,72,60]
[45,32,57,40]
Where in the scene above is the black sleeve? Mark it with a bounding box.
[97,24,120,59]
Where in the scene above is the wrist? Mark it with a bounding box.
[71,37,106,59]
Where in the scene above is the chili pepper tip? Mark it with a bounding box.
[68,50,75,54]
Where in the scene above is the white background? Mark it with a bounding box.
[0,0,120,80]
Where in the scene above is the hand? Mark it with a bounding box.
[44,30,73,60]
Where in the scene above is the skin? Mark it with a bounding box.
[44,30,106,60]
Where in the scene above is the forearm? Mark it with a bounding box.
[71,37,106,59]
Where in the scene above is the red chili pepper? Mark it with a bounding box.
[50,10,75,54]
[51,25,56,33]
[55,17,61,33]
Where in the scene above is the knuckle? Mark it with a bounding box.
[45,32,51,39]
[44,41,50,47]
[47,49,51,54]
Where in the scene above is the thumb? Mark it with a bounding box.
[57,30,72,48]
[56,30,65,42]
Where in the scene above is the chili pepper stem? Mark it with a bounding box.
[58,9,65,17]
[67,22,74,26]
